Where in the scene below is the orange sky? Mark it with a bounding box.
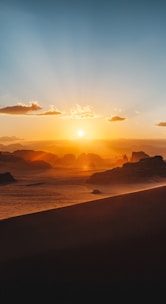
[0,103,166,141]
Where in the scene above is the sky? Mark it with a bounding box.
[0,0,166,141]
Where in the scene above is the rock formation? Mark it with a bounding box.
[87,155,166,184]
[91,189,102,194]
[130,151,150,162]
[0,172,16,184]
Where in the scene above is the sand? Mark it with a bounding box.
[0,185,166,301]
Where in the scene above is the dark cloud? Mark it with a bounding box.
[0,136,23,142]
[155,122,166,127]
[108,116,127,122]
[0,102,64,117]
[0,102,42,115]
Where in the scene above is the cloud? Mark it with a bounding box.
[37,105,63,116]
[0,136,23,142]
[107,115,127,122]
[155,122,166,127]
[68,104,100,119]
[38,110,62,115]
[0,101,42,115]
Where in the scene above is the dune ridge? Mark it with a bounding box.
[0,185,166,300]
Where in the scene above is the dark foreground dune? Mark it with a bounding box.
[0,186,166,301]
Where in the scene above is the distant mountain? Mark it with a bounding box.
[0,151,52,171]
[12,150,107,169]
[0,143,24,152]
[87,155,166,184]
[0,148,155,174]
[13,150,58,165]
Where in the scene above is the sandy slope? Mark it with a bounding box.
[0,185,166,301]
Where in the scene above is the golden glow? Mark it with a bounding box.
[77,130,84,137]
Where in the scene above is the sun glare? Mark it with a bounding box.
[77,130,84,137]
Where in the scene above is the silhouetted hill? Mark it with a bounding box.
[55,153,76,167]
[0,151,21,162]
[1,148,155,173]
[12,150,108,169]
[87,155,166,184]
[13,150,59,165]
[26,160,52,170]
[0,143,24,152]
[0,151,52,171]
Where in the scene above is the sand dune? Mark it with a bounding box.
[0,186,166,301]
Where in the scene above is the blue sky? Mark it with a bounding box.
[0,0,166,140]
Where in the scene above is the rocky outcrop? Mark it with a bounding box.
[91,189,102,194]
[87,155,166,184]
[114,154,129,167]
[130,151,150,162]
[0,172,16,184]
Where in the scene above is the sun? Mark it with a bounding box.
[77,130,84,137]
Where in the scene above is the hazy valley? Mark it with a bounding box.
[1,139,166,220]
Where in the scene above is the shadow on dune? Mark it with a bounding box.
[0,186,166,301]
